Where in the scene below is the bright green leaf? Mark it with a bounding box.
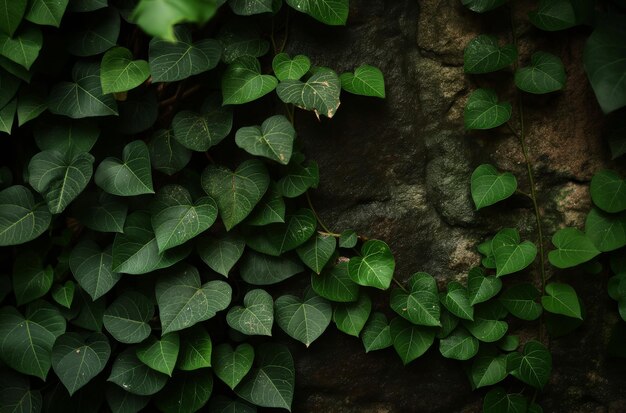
[390,272,441,327]
[25,0,69,27]
[236,115,295,165]
[136,333,179,376]
[0,185,51,246]
[361,312,392,352]
[492,228,537,276]
[95,141,154,196]
[272,53,310,81]
[100,47,149,94]
[0,24,42,70]
[222,56,278,105]
[340,64,385,98]
[440,281,474,321]
[333,293,371,337]
[347,239,395,290]
[548,227,600,268]
[389,318,436,365]
[464,88,511,130]
[471,164,517,210]
[227,289,274,336]
[541,282,582,319]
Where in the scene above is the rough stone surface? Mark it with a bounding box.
[280,0,626,412]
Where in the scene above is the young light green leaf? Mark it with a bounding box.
[136,333,180,376]
[51,332,110,396]
[222,56,278,105]
[276,160,319,198]
[389,318,436,365]
[201,159,270,230]
[541,282,582,319]
[0,0,27,36]
[103,291,154,344]
[100,47,150,94]
[107,349,168,396]
[296,233,336,274]
[492,228,537,276]
[285,0,348,25]
[227,289,274,336]
[228,0,273,15]
[471,353,508,388]
[275,290,331,346]
[529,0,577,31]
[95,141,154,196]
[464,88,512,130]
[311,261,359,302]
[510,340,552,389]
[333,293,371,337]
[213,343,254,390]
[348,239,395,290]
[591,170,626,213]
[172,96,233,152]
[340,64,385,98]
[25,0,69,27]
[499,283,542,320]
[461,0,507,13]
[440,281,474,321]
[235,344,294,411]
[12,252,53,306]
[467,267,502,306]
[272,53,311,81]
[148,129,192,176]
[390,272,441,327]
[66,7,119,56]
[0,185,51,246]
[154,370,213,413]
[464,35,517,74]
[439,327,479,361]
[0,25,42,70]
[277,68,341,118]
[483,387,528,413]
[52,281,75,308]
[177,326,212,371]
[197,232,245,277]
[156,264,232,334]
[240,251,304,285]
[548,227,600,268]
[515,52,566,94]
[236,115,295,165]
[132,0,217,42]
[471,164,517,210]
[362,312,392,352]
[585,207,626,252]
[70,241,120,300]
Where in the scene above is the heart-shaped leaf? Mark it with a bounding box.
[441,282,474,321]
[389,318,436,365]
[212,343,254,389]
[240,251,304,285]
[361,312,392,353]
[285,0,348,25]
[499,283,543,321]
[156,264,232,334]
[34,117,99,158]
[245,208,317,256]
[296,233,336,274]
[275,290,332,347]
[48,61,118,118]
[107,349,167,396]
[103,291,153,344]
[12,252,53,306]
[148,129,192,176]
[28,150,94,214]
[463,316,508,343]
[72,191,127,233]
[348,239,395,290]
[272,53,311,81]
[461,0,507,13]
[492,228,537,276]
[0,0,27,36]
[25,0,69,27]
[585,207,626,252]
[464,88,512,130]
[0,185,51,246]
[197,232,245,277]
[471,164,517,210]
[333,293,371,337]
[70,241,120,300]
[52,332,110,395]
[66,7,119,56]
[591,170,626,213]
[439,327,479,360]
[277,160,319,198]
[467,267,502,305]
[0,25,42,69]
[227,289,274,336]
[154,370,213,413]
[149,26,221,82]
[277,68,341,118]
[0,303,66,380]
[311,261,359,302]
[172,95,233,152]
[471,352,507,388]
[548,227,600,268]
[177,326,212,371]
[515,51,566,94]
[483,387,528,413]
[52,281,75,308]
[136,333,180,376]
[95,140,154,196]
[529,0,577,31]
[510,340,552,389]
[390,272,441,326]
[222,56,278,105]
[201,159,270,231]
[235,115,295,165]
[340,64,386,98]
[464,35,517,74]
[151,185,217,252]
[217,20,269,64]
[228,0,273,15]
[100,46,150,94]
[541,282,582,319]
[339,230,358,248]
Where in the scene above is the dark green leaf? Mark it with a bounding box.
[136,333,179,376]
[70,240,120,300]
[275,289,331,346]
[389,318,436,365]
[277,68,341,118]
[296,233,336,274]
[66,8,120,56]
[13,252,53,305]
[439,327,479,360]
[333,293,371,337]
[0,0,27,36]
[464,35,517,74]
[236,115,295,165]
[25,0,69,27]
[217,21,269,64]
[228,0,273,15]
[529,0,577,31]
[245,208,317,256]
[222,56,278,105]
[339,230,357,248]
[591,169,626,213]
[240,251,304,285]
[172,96,233,151]
[0,24,42,70]
[514,52,566,94]
[541,282,582,319]
[311,261,359,302]
[154,370,213,413]
[390,272,441,326]
[548,227,600,268]
[440,281,474,321]
[34,117,99,158]
[483,387,528,413]
[471,352,507,388]
[585,207,626,252]
[245,185,286,225]
[499,283,543,320]
[107,349,168,396]
[467,267,502,305]
[52,281,75,308]
[285,0,348,25]
[213,343,254,389]
[197,232,245,277]
[103,291,154,344]
[340,64,386,98]
[177,326,212,371]
[148,129,192,176]
[105,383,150,413]
[361,312,392,352]
[510,340,552,389]
[227,289,274,336]
[276,160,319,198]
[0,185,51,246]
[95,140,154,196]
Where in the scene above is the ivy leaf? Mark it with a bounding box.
[52,281,75,308]
[277,68,341,118]
[285,0,348,25]
[499,283,542,320]
[296,233,336,274]
[236,115,295,165]
[0,185,51,246]
[95,141,154,196]
[222,56,278,105]
[197,232,245,277]
[470,164,517,210]
[112,211,191,274]
[311,261,359,302]
[390,272,441,327]
[28,150,94,214]
[213,343,254,390]
[66,8,119,56]
[529,0,577,31]
[156,264,232,334]
[463,316,508,343]
[240,251,304,285]
[70,240,120,300]
[471,352,508,388]
[333,293,371,337]
[272,53,311,81]
[464,35,517,74]
[201,159,270,230]
[0,0,27,36]
[439,327,479,361]
[0,303,66,380]
[348,239,395,290]
[177,326,212,371]
[591,170,626,213]
[585,207,626,252]
[464,88,512,130]
[245,208,317,256]
[0,25,43,70]
[154,370,213,413]
[100,47,150,94]
[48,61,118,118]
[151,185,217,252]
[227,289,274,336]
[245,185,286,225]
[461,0,507,13]
[483,387,528,413]
[12,252,53,306]
[172,96,233,152]
[229,0,273,15]
[440,281,474,321]
[25,0,69,27]
[548,227,600,268]
[510,340,552,389]
[340,64,386,98]
[235,344,294,411]
[34,117,99,158]
[51,332,110,396]
[107,349,168,396]
[339,229,358,248]
[492,228,537,276]
[148,129,192,176]
[276,160,319,198]
[361,312,392,352]
[275,289,331,346]
[148,26,221,82]
[389,318,436,365]
[541,282,582,319]
[136,333,180,376]
[103,291,154,344]
[467,267,502,306]
[515,52,566,94]
[217,21,269,64]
